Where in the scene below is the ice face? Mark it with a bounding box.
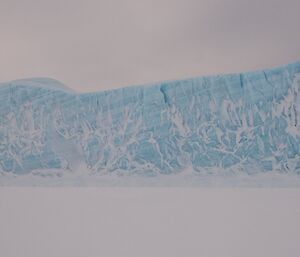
[1,61,300,175]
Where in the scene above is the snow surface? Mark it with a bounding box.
[0,77,74,92]
[0,188,299,257]
[1,61,300,185]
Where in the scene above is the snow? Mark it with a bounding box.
[0,77,74,92]
[2,167,300,187]
[0,188,299,257]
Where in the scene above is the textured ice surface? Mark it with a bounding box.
[1,61,300,182]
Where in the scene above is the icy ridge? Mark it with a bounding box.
[1,61,300,175]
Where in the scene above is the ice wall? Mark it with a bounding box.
[1,62,300,175]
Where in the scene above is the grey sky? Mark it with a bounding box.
[0,0,299,92]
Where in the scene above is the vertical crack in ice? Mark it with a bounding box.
[263,71,273,87]
[160,85,169,106]
[239,74,244,88]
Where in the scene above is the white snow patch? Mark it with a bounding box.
[0,188,299,257]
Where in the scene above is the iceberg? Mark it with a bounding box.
[1,61,300,177]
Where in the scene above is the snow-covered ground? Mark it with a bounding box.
[0,188,299,257]
[1,168,300,187]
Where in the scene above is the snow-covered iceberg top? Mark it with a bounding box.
[1,61,300,185]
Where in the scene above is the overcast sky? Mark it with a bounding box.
[0,0,300,92]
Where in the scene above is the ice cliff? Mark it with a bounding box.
[1,62,300,175]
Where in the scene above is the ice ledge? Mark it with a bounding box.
[0,77,74,93]
[1,60,300,177]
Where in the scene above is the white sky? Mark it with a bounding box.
[0,0,300,92]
